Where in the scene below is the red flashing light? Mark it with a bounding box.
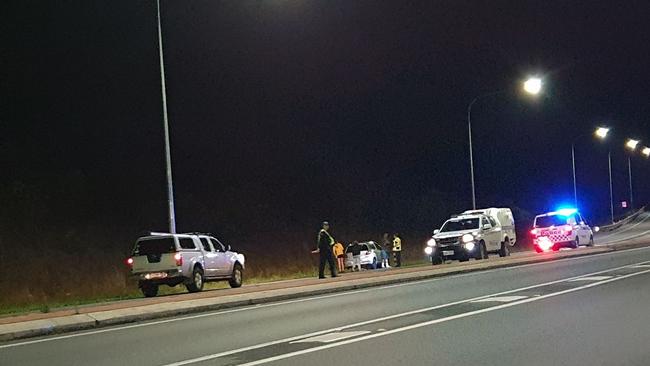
[174,252,183,266]
[126,258,134,268]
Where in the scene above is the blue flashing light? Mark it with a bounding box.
[556,208,578,217]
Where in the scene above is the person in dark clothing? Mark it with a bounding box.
[315,221,338,279]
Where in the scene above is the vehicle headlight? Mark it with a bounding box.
[462,234,474,243]
[464,242,475,251]
[427,238,436,247]
[424,246,434,255]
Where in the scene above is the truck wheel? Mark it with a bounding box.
[475,241,487,260]
[431,255,443,265]
[186,266,204,293]
[141,283,158,297]
[571,237,580,249]
[499,240,510,257]
[229,263,243,288]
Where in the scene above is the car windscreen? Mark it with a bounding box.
[133,237,176,255]
[534,215,568,228]
[440,218,479,232]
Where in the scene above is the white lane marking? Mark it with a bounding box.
[568,276,613,282]
[235,268,650,366]
[630,264,650,268]
[290,331,370,344]
[3,247,650,350]
[157,260,650,366]
[471,296,528,303]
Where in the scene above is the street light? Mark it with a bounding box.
[571,127,609,209]
[156,0,177,233]
[523,77,542,95]
[642,147,650,157]
[625,138,640,210]
[466,76,543,209]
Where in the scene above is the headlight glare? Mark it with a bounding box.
[427,238,436,247]
[462,234,474,243]
[424,246,434,255]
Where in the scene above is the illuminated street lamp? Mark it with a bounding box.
[642,147,650,157]
[466,76,543,209]
[625,138,640,210]
[626,139,640,150]
[523,77,542,95]
[595,127,610,139]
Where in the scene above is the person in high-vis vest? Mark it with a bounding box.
[315,221,338,279]
[392,233,402,267]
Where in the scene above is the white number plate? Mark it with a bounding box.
[145,272,167,279]
[442,250,454,256]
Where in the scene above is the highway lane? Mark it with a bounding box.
[2,245,650,366]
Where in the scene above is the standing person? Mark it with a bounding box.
[382,233,391,267]
[392,233,402,267]
[314,221,338,279]
[351,241,362,271]
[333,241,345,273]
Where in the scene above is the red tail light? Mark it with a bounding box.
[126,257,134,268]
[530,228,539,236]
[174,252,183,266]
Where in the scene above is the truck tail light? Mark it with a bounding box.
[126,257,134,268]
[174,252,183,266]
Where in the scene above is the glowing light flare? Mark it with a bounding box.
[556,208,577,216]
[626,139,640,150]
[126,258,134,267]
[531,228,539,236]
[174,252,183,266]
[537,237,554,251]
[424,246,434,255]
[594,127,610,139]
[523,77,542,95]
[642,147,650,157]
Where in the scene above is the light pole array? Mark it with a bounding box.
[466,77,542,209]
[625,138,640,210]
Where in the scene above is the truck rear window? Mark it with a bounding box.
[534,215,568,228]
[133,238,176,255]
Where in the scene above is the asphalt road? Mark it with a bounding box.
[2,235,650,366]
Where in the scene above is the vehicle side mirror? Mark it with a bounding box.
[433,229,440,235]
[593,226,600,233]
[482,224,491,230]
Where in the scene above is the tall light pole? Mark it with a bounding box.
[571,127,609,208]
[608,151,614,224]
[625,138,640,210]
[466,77,542,209]
[156,0,177,233]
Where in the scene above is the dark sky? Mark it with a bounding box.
[3,1,650,248]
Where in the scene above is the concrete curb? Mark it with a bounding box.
[1,241,648,343]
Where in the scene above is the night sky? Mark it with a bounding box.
[3,1,650,250]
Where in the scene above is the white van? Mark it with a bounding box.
[462,208,517,248]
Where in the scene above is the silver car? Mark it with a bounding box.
[127,232,245,297]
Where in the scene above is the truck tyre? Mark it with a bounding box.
[186,266,204,293]
[571,237,580,249]
[475,241,487,260]
[499,239,510,257]
[229,263,243,288]
[431,254,443,265]
[141,283,158,298]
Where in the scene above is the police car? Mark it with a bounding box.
[531,208,596,253]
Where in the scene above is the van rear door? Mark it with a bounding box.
[132,237,179,273]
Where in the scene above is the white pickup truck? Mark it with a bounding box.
[127,232,245,297]
[425,208,516,264]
